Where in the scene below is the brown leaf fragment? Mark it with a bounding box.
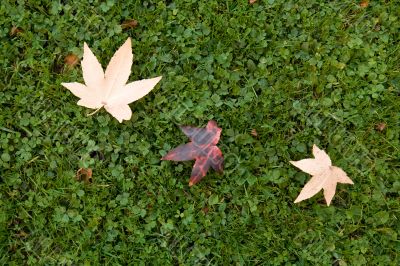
[16,231,28,238]
[202,207,209,214]
[251,129,258,137]
[249,0,257,4]
[375,122,386,132]
[10,26,23,36]
[76,168,93,183]
[64,53,79,69]
[121,19,138,30]
[360,0,369,8]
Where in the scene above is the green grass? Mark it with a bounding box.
[1,0,399,264]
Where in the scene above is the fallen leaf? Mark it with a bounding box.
[64,53,79,68]
[62,38,162,122]
[76,168,93,183]
[290,144,353,206]
[121,19,138,30]
[375,122,386,132]
[162,120,224,186]
[360,0,369,8]
[249,0,257,4]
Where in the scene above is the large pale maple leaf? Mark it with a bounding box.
[161,120,224,186]
[290,144,354,206]
[62,38,162,122]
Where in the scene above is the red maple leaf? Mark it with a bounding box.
[161,120,224,186]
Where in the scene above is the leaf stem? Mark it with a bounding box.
[87,107,103,117]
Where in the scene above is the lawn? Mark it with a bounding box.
[1,0,399,264]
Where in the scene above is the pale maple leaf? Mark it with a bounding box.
[62,38,162,122]
[290,144,354,206]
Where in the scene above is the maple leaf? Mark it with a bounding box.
[290,144,354,206]
[161,120,224,186]
[62,38,162,122]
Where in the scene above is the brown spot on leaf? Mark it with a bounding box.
[249,0,257,4]
[76,168,93,184]
[121,19,138,30]
[202,207,209,214]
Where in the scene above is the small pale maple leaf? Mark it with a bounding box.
[290,144,354,206]
[161,120,224,186]
[62,38,162,122]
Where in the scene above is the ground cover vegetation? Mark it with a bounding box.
[0,0,399,264]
